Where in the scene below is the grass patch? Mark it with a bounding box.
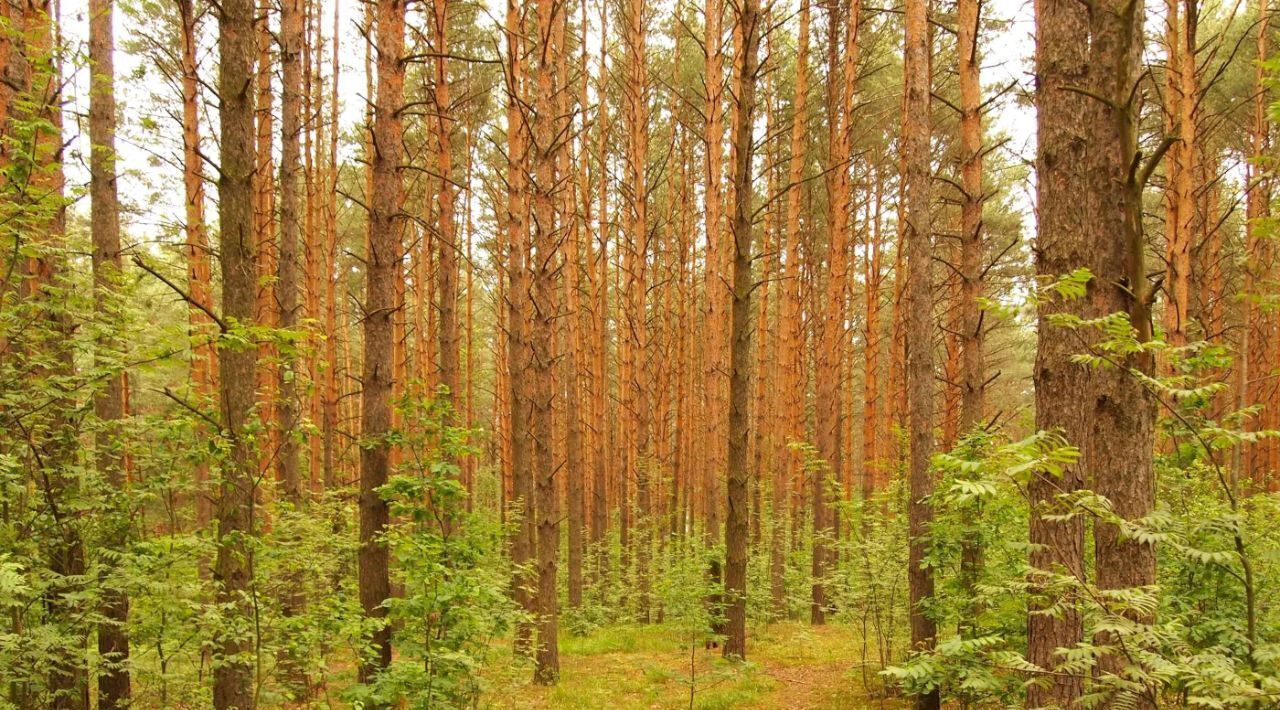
[478,621,886,708]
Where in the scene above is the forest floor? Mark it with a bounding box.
[481,621,897,709]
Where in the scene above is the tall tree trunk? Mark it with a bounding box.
[464,107,477,503]
[588,0,611,584]
[275,0,306,688]
[750,44,776,551]
[19,4,88,705]
[504,0,537,653]
[253,1,277,487]
[723,0,760,660]
[1241,0,1272,485]
[89,0,131,702]
[178,0,216,528]
[302,0,322,492]
[90,0,131,701]
[702,0,726,542]
[861,167,884,497]
[1163,0,1197,350]
[956,0,984,435]
[1027,0,1091,701]
[277,0,303,505]
[565,0,592,607]
[812,0,858,625]
[434,0,460,407]
[622,0,652,622]
[213,0,259,699]
[1087,0,1158,685]
[902,0,937,705]
[530,0,563,683]
[358,0,404,685]
[774,0,809,618]
[955,0,985,635]
[322,0,341,491]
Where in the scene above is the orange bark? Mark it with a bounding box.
[861,167,885,494]
[701,0,726,539]
[178,0,216,528]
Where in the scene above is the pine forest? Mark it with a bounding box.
[3,0,1280,706]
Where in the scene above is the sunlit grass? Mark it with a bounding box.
[479,621,891,708]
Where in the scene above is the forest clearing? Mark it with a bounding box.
[4,0,1280,705]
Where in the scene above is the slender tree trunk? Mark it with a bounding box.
[213,0,259,700]
[774,0,809,618]
[622,0,653,622]
[275,0,307,688]
[253,2,277,489]
[358,0,404,686]
[530,0,563,683]
[1163,0,1196,350]
[955,0,985,440]
[302,0,321,493]
[723,0,760,660]
[702,0,726,542]
[813,0,858,625]
[464,107,477,503]
[504,0,537,653]
[588,0,611,584]
[1241,0,1271,485]
[322,0,341,491]
[955,0,985,635]
[564,1,592,607]
[861,167,883,497]
[178,0,216,528]
[277,0,303,505]
[750,47,776,551]
[89,0,131,702]
[902,0,937,705]
[434,0,459,408]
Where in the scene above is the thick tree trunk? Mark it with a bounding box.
[89,0,131,702]
[213,0,259,700]
[1087,0,1158,687]
[1028,0,1091,702]
[357,0,404,686]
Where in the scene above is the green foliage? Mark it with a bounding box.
[883,315,1280,707]
[349,390,517,709]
